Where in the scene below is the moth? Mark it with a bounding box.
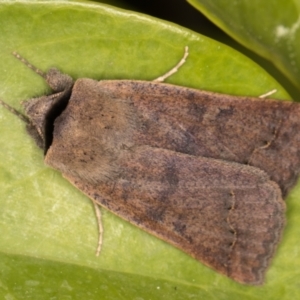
[1,47,299,285]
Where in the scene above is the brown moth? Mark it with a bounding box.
[2,47,299,285]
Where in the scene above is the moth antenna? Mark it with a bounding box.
[0,99,29,124]
[153,46,189,82]
[12,52,47,79]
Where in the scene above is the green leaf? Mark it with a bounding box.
[0,1,299,299]
[187,0,300,92]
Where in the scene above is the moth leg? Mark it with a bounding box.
[259,89,277,98]
[92,201,104,256]
[153,46,189,82]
